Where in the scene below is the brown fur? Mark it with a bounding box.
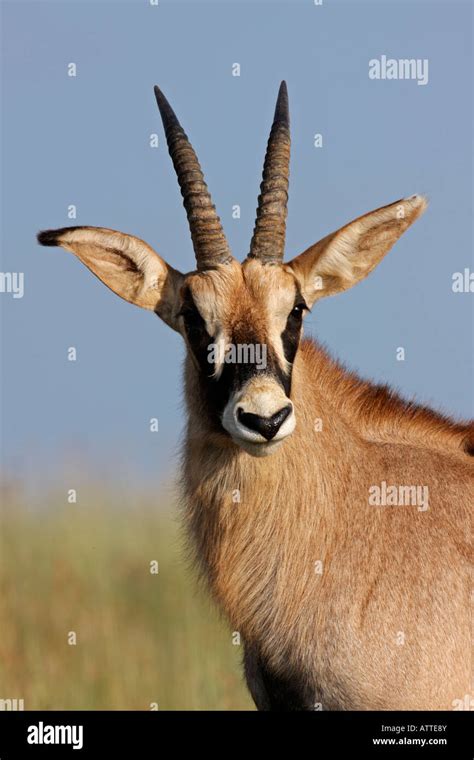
[183,336,473,710]
[301,340,474,458]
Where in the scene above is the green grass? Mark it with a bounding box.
[0,488,253,710]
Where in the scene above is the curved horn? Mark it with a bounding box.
[154,86,232,270]
[248,81,290,264]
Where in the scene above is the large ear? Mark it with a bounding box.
[288,195,427,306]
[37,226,184,330]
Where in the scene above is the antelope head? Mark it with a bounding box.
[38,83,426,457]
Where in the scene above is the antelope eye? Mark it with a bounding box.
[290,302,307,319]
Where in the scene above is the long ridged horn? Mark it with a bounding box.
[248,81,290,264]
[154,85,232,270]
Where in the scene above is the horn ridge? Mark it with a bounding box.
[154,85,232,270]
[248,81,290,264]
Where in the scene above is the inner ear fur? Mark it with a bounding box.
[288,195,427,305]
[37,226,184,330]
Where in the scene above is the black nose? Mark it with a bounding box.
[237,404,292,441]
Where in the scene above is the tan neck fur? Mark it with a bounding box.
[181,338,472,709]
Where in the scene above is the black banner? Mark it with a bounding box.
[0,711,471,757]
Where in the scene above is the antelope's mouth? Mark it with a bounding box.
[232,437,287,458]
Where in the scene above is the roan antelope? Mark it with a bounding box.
[38,82,473,710]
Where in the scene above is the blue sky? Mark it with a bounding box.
[1,0,472,490]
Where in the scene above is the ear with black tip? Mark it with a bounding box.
[37,226,184,331]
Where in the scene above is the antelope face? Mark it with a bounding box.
[38,83,427,458]
[181,258,306,456]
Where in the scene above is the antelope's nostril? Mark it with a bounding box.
[237,404,292,441]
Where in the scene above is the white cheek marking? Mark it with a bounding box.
[209,328,229,379]
[268,324,291,375]
[186,286,228,378]
[266,287,294,375]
